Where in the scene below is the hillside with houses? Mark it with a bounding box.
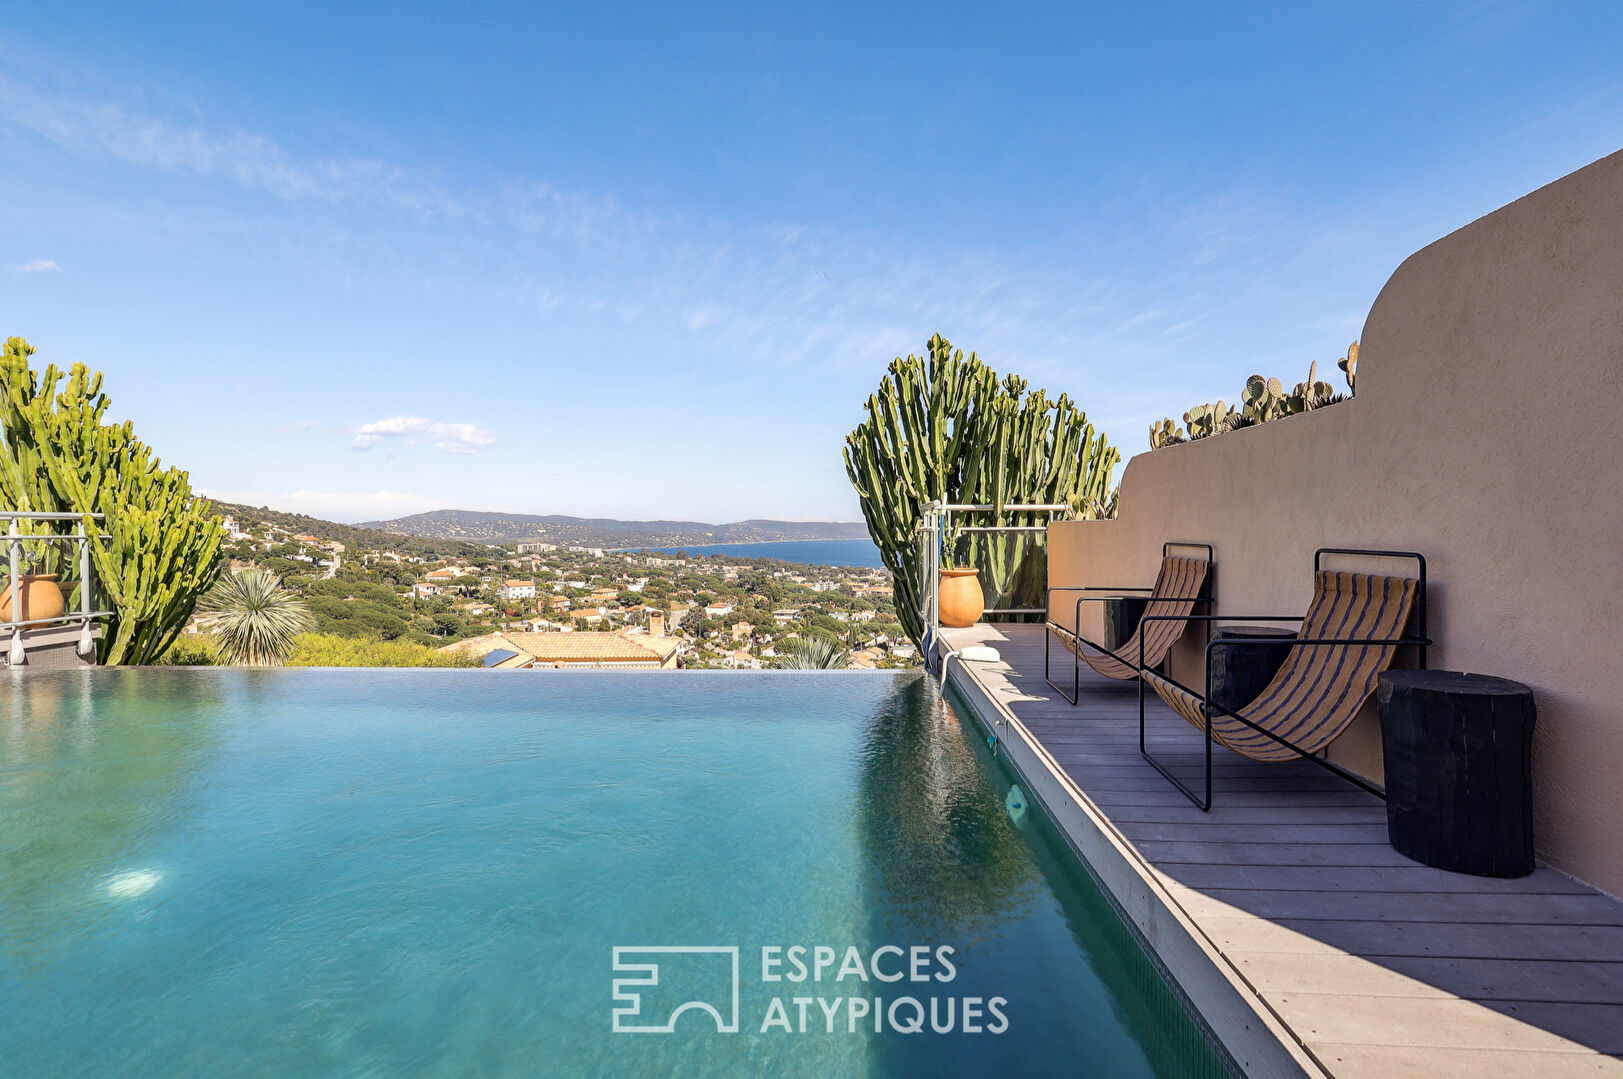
[201,507,916,669]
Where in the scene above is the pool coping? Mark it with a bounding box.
[936,635,1327,1079]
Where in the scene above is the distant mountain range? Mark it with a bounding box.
[353,509,871,548]
[212,502,486,559]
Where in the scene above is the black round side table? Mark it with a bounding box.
[1102,596,1150,653]
[1208,625,1296,715]
[1377,670,1537,878]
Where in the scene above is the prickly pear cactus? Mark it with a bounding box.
[1338,341,1358,395]
[1241,375,1288,424]
[1148,417,1183,449]
[1286,360,1339,412]
[1153,345,1356,450]
[1183,400,1238,440]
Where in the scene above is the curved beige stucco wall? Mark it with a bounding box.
[1048,146,1623,897]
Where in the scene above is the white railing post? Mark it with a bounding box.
[7,518,24,666]
[77,531,96,658]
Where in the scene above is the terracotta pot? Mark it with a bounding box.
[938,568,985,628]
[0,573,66,624]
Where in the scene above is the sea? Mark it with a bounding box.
[622,538,884,569]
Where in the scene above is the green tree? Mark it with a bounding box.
[0,337,224,663]
[199,568,313,666]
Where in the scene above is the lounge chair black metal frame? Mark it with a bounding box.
[1042,541,1214,705]
[1136,548,1430,811]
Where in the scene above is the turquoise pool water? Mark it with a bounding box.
[0,670,1225,1077]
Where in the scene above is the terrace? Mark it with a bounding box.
[937,623,1623,1076]
[917,149,1623,1075]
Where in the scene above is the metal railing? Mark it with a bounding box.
[4,512,115,665]
[916,501,1069,661]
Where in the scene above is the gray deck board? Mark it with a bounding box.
[1158,862,1601,895]
[1211,917,1623,961]
[940,623,1623,1075]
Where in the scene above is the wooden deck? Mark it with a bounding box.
[938,623,1623,1078]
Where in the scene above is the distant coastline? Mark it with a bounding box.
[619,538,883,570]
[351,508,869,549]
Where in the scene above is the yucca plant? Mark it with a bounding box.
[774,635,851,670]
[199,569,313,666]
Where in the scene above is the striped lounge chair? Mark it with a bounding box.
[1044,542,1213,705]
[1138,548,1429,810]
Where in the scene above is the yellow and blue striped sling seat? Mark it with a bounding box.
[1143,570,1418,762]
[1052,555,1210,680]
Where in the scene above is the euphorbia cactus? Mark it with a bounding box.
[844,335,1121,647]
[0,337,224,664]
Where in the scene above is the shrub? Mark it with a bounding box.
[156,636,220,666]
[286,633,479,668]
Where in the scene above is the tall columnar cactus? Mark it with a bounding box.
[844,335,1121,647]
[0,340,72,576]
[0,337,224,664]
[1338,341,1358,395]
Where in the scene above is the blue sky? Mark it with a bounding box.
[2,2,1621,523]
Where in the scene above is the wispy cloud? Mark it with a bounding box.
[350,416,497,455]
[0,71,1251,390]
[0,65,1381,510]
[0,75,469,217]
[14,259,60,272]
[278,419,317,432]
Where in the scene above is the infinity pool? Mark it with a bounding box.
[0,670,1226,1077]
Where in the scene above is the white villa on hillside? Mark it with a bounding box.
[500,580,536,601]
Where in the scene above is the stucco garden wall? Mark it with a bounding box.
[1048,147,1623,897]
